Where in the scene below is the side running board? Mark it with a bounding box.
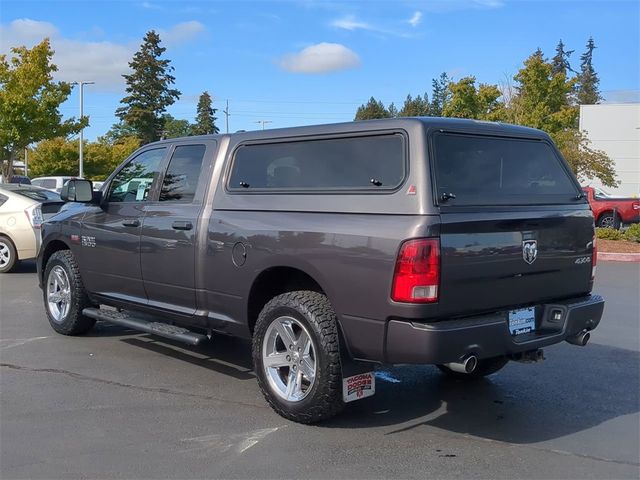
[82,308,208,346]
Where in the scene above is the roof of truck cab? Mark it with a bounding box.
[150,117,549,147]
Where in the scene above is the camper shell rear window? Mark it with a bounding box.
[432,133,579,206]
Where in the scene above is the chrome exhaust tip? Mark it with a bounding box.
[444,355,478,374]
[566,330,590,347]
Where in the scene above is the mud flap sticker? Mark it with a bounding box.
[342,372,375,403]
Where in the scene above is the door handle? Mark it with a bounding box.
[121,219,140,227]
[172,220,193,231]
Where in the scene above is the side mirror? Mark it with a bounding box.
[60,179,94,202]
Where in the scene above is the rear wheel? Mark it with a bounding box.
[44,250,96,335]
[0,236,17,273]
[437,356,509,380]
[252,291,344,424]
[597,212,620,229]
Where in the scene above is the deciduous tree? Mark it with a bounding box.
[162,114,192,139]
[508,50,577,133]
[0,39,84,181]
[442,76,505,121]
[29,136,139,180]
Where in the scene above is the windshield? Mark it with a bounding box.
[432,133,579,206]
[6,187,61,202]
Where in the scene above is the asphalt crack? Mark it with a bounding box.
[0,362,266,410]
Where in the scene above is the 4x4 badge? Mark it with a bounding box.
[522,240,538,265]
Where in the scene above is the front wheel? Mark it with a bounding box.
[437,356,509,380]
[252,291,344,424]
[43,250,96,335]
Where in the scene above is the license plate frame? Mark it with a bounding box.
[508,307,536,336]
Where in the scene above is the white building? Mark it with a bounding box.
[579,103,640,197]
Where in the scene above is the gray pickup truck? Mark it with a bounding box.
[37,117,604,423]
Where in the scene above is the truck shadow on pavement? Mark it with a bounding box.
[120,333,255,381]
[323,342,640,445]
[96,325,638,446]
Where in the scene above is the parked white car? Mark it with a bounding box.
[0,185,63,273]
[31,176,75,193]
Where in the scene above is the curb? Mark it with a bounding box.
[599,252,640,262]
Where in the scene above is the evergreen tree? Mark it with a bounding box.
[387,102,398,118]
[192,91,219,135]
[354,97,391,120]
[398,93,430,117]
[115,31,181,145]
[430,72,451,116]
[551,39,574,77]
[576,37,602,105]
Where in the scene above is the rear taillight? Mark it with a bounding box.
[391,238,440,303]
[591,235,597,280]
[633,202,640,210]
[24,205,43,229]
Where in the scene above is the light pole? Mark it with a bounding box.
[254,120,272,130]
[72,81,94,178]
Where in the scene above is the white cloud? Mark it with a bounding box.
[159,21,206,45]
[331,15,371,31]
[0,19,205,91]
[419,0,505,12]
[408,11,423,27]
[329,14,418,38]
[278,42,360,74]
[473,0,504,7]
[141,2,164,10]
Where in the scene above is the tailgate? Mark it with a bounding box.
[438,208,594,317]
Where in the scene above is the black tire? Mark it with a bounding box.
[252,291,344,424]
[43,250,96,335]
[597,211,620,229]
[437,356,509,380]
[0,236,18,273]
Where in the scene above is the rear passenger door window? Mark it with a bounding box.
[228,134,405,192]
[160,145,206,203]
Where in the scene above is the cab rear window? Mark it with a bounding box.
[432,133,578,206]
[228,134,405,192]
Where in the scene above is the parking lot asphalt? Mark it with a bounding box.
[1,261,639,479]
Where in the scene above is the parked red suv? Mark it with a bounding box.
[582,186,640,229]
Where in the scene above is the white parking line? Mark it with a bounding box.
[0,337,50,350]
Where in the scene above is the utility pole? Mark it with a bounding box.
[223,99,230,134]
[254,120,273,130]
[24,148,28,178]
[72,81,94,178]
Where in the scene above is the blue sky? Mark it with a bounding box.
[1,0,639,140]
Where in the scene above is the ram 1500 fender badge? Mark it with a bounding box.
[523,239,538,265]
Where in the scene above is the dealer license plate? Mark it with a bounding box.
[508,307,536,336]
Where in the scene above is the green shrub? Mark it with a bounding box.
[596,227,624,240]
[623,223,640,243]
